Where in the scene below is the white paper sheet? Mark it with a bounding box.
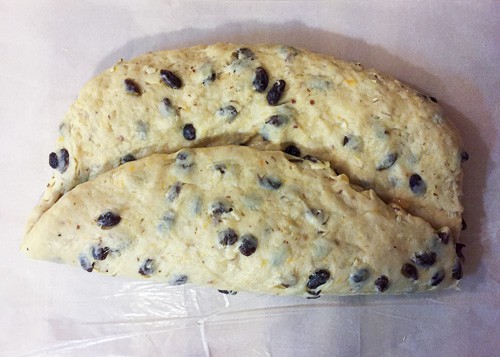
[1,1,499,356]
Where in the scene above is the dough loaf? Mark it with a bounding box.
[22,147,462,296]
[27,43,466,239]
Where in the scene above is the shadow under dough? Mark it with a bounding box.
[93,20,491,291]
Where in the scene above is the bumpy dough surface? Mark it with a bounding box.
[27,43,464,238]
[22,146,461,296]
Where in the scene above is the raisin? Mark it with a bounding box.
[306,269,330,289]
[253,67,269,92]
[376,153,398,170]
[79,256,94,272]
[374,275,389,292]
[91,246,110,261]
[167,182,183,202]
[170,275,188,286]
[461,151,469,162]
[412,252,437,268]
[138,258,154,276]
[430,269,445,286]
[303,155,320,163]
[49,149,69,173]
[210,202,233,217]
[239,234,258,256]
[265,115,288,127]
[342,136,349,146]
[160,69,182,89]
[283,145,301,157]
[49,152,58,169]
[267,79,286,105]
[218,228,238,246]
[350,268,370,283]
[409,174,427,195]
[218,289,237,295]
[96,211,121,228]
[183,124,196,140]
[216,105,238,122]
[401,263,419,280]
[214,163,226,174]
[120,154,136,165]
[176,151,194,169]
[258,175,282,190]
[202,72,216,86]
[452,257,463,280]
[124,78,141,95]
[437,231,450,245]
[237,48,255,59]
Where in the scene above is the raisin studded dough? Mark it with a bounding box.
[26,43,465,239]
[22,147,461,296]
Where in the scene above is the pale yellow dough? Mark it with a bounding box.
[22,147,460,296]
[26,43,465,239]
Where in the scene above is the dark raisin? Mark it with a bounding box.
[374,275,389,292]
[170,275,188,286]
[412,252,437,268]
[167,182,183,202]
[265,115,288,127]
[210,202,233,217]
[79,256,94,272]
[267,79,286,105]
[183,123,196,140]
[429,96,438,103]
[306,269,330,289]
[96,211,121,228]
[160,69,182,89]
[284,145,301,157]
[342,136,349,146]
[303,155,320,163]
[430,269,445,286]
[455,243,466,260]
[124,78,141,95]
[239,234,258,256]
[461,218,467,231]
[214,163,226,174]
[138,258,154,276]
[437,231,450,245]
[91,246,110,261]
[401,263,419,280]
[216,105,238,122]
[350,268,370,284]
[253,67,269,92]
[120,154,136,165]
[176,151,194,169]
[376,153,398,170]
[202,72,216,86]
[258,175,282,190]
[235,47,255,59]
[409,174,427,195]
[49,152,59,169]
[59,149,69,171]
[452,257,463,280]
[218,289,237,295]
[307,289,322,298]
[218,228,238,246]
[461,151,469,162]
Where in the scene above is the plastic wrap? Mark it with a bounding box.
[1,1,499,356]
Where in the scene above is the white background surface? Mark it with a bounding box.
[1,1,499,356]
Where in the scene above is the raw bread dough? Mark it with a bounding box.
[26,43,465,239]
[22,146,461,296]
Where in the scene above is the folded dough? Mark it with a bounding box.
[22,146,461,296]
